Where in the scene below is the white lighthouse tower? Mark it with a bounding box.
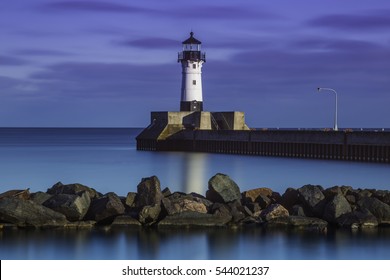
[178,32,206,111]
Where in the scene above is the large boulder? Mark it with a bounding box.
[43,192,91,221]
[323,194,352,223]
[158,212,231,228]
[297,185,326,216]
[47,182,100,200]
[357,197,390,225]
[206,173,241,203]
[0,198,68,227]
[86,192,125,224]
[136,176,164,208]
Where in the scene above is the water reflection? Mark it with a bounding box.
[2,227,390,260]
[181,153,208,194]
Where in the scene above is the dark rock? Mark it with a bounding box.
[0,198,68,227]
[0,189,30,200]
[206,173,241,203]
[280,188,299,211]
[336,209,378,228]
[86,192,125,224]
[47,182,101,200]
[43,192,91,221]
[125,192,137,208]
[323,194,352,223]
[30,192,52,205]
[260,204,289,221]
[227,200,247,223]
[323,186,343,199]
[210,203,233,220]
[136,176,164,208]
[256,194,272,209]
[291,204,306,216]
[162,187,172,197]
[139,204,161,225]
[266,216,328,231]
[345,194,356,205]
[112,215,142,227]
[357,197,390,225]
[297,185,325,216]
[246,203,262,216]
[372,190,390,205]
[158,211,231,227]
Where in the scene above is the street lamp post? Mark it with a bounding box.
[317,87,338,131]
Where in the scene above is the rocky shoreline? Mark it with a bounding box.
[1,173,390,231]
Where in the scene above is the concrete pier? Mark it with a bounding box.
[137,126,390,163]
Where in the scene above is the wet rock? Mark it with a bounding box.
[158,211,231,228]
[64,220,97,229]
[323,194,352,223]
[357,197,390,225]
[0,198,68,227]
[43,192,91,221]
[136,176,164,208]
[112,215,142,227]
[47,182,101,200]
[86,192,125,224]
[297,185,325,216]
[139,204,161,225]
[206,173,241,203]
[260,204,289,221]
[266,216,328,231]
[336,209,378,228]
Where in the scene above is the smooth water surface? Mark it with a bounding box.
[0,128,389,195]
[1,128,390,260]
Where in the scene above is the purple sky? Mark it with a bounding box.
[1,0,390,128]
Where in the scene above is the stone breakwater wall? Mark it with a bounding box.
[1,173,390,231]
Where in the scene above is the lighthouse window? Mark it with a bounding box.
[192,80,196,85]
[192,64,196,69]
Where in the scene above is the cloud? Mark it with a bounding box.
[118,37,179,49]
[173,5,273,20]
[39,1,153,14]
[0,55,30,66]
[11,49,73,57]
[28,61,179,100]
[307,10,390,31]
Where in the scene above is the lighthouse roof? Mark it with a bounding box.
[182,32,201,44]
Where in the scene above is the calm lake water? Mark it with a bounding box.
[0,127,390,260]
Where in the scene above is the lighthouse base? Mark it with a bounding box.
[180,101,203,112]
